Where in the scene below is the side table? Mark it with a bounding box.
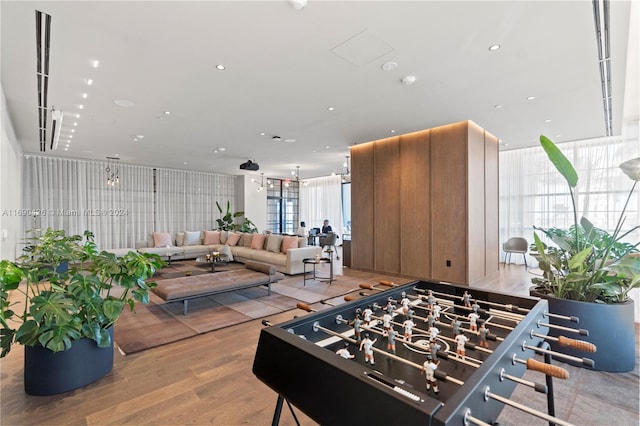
[303,257,333,285]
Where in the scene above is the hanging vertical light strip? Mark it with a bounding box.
[592,0,612,136]
[106,157,120,186]
[35,10,52,152]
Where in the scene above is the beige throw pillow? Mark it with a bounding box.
[266,234,283,253]
[153,232,172,247]
[183,231,201,246]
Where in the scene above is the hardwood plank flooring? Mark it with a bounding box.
[1,258,637,425]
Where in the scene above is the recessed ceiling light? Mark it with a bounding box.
[82,93,88,99]
[488,44,501,51]
[219,147,226,152]
[71,129,75,133]
[73,122,78,126]
[216,64,226,70]
[64,148,68,151]
[114,99,135,107]
[183,162,188,165]
[327,107,335,111]
[284,138,296,143]
[526,96,536,100]
[260,132,265,136]
[556,134,562,137]
[401,75,416,85]
[390,129,396,133]
[69,135,73,138]
[86,78,93,85]
[76,113,80,118]
[136,135,144,139]
[382,61,398,71]
[494,104,502,108]
[91,60,100,68]
[164,111,171,115]
[324,146,331,149]
[133,138,138,142]
[544,119,552,123]
[78,104,84,109]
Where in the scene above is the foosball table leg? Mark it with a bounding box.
[271,394,301,426]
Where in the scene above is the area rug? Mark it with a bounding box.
[114,261,373,355]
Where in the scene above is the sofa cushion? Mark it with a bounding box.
[153,232,172,247]
[220,244,234,262]
[203,230,221,245]
[227,232,241,246]
[251,233,266,250]
[266,234,283,253]
[176,232,185,247]
[281,235,298,253]
[220,230,228,244]
[242,233,253,247]
[184,231,201,246]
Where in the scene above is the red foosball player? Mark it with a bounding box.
[478,322,490,348]
[336,342,355,359]
[421,355,440,394]
[359,333,377,365]
[454,331,469,360]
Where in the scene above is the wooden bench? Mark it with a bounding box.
[152,261,283,315]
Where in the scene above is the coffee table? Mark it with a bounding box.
[303,257,333,285]
[195,254,228,273]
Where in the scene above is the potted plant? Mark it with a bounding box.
[530,135,640,372]
[0,228,163,395]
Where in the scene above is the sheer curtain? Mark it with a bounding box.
[500,136,640,264]
[300,175,343,233]
[155,168,236,233]
[23,156,154,249]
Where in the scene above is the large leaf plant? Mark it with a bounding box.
[531,136,640,303]
[0,228,163,357]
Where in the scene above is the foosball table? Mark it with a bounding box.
[253,280,596,426]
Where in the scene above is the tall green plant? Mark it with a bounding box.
[0,229,163,357]
[215,201,244,231]
[532,136,640,303]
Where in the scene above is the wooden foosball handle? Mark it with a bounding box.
[344,295,356,302]
[359,283,373,290]
[558,336,597,353]
[379,280,395,287]
[296,302,313,312]
[526,358,569,379]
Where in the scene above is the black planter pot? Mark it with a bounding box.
[530,287,635,372]
[24,326,114,395]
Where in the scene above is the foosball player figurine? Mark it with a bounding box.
[461,290,471,308]
[402,318,415,341]
[426,290,435,308]
[454,331,469,360]
[429,325,440,341]
[471,301,480,313]
[425,311,435,328]
[478,322,490,348]
[421,355,440,394]
[336,342,355,359]
[407,308,415,320]
[385,300,396,315]
[429,338,441,360]
[352,313,363,343]
[451,319,461,336]
[432,301,441,321]
[387,328,398,354]
[363,306,373,325]
[382,312,393,336]
[400,292,411,315]
[359,333,377,365]
[468,311,479,332]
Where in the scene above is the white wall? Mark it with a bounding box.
[0,84,24,261]
[235,175,266,232]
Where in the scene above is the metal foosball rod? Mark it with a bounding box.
[511,354,569,379]
[482,386,575,426]
[521,341,595,368]
[312,321,465,386]
[530,331,597,353]
[537,319,589,336]
[412,286,530,314]
[463,408,492,426]
[499,368,548,394]
[544,311,579,323]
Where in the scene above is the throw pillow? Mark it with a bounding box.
[281,235,298,253]
[175,232,185,247]
[183,231,201,246]
[251,233,266,250]
[266,234,283,253]
[153,232,172,247]
[220,230,228,244]
[203,230,221,245]
[226,232,241,246]
[242,233,253,247]
[220,244,234,262]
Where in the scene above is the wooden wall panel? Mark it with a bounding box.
[467,121,487,282]
[374,137,401,273]
[351,143,375,270]
[399,130,431,277]
[430,121,468,283]
[484,131,500,275]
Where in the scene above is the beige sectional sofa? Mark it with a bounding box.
[135,230,321,275]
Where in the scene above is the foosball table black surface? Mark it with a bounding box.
[253,280,558,426]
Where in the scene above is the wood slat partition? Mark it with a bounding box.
[350,120,498,284]
[374,137,401,273]
[399,130,431,277]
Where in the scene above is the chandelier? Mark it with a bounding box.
[333,155,350,183]
[251,173,273,192]
[285,165,308,187]
[106,156,120,186]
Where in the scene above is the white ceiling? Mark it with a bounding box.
[1,1,636,180]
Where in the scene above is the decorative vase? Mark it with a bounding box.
[24,326,114,395]
[530,288,635,372]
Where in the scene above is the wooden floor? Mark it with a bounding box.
[1,260,638,425]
